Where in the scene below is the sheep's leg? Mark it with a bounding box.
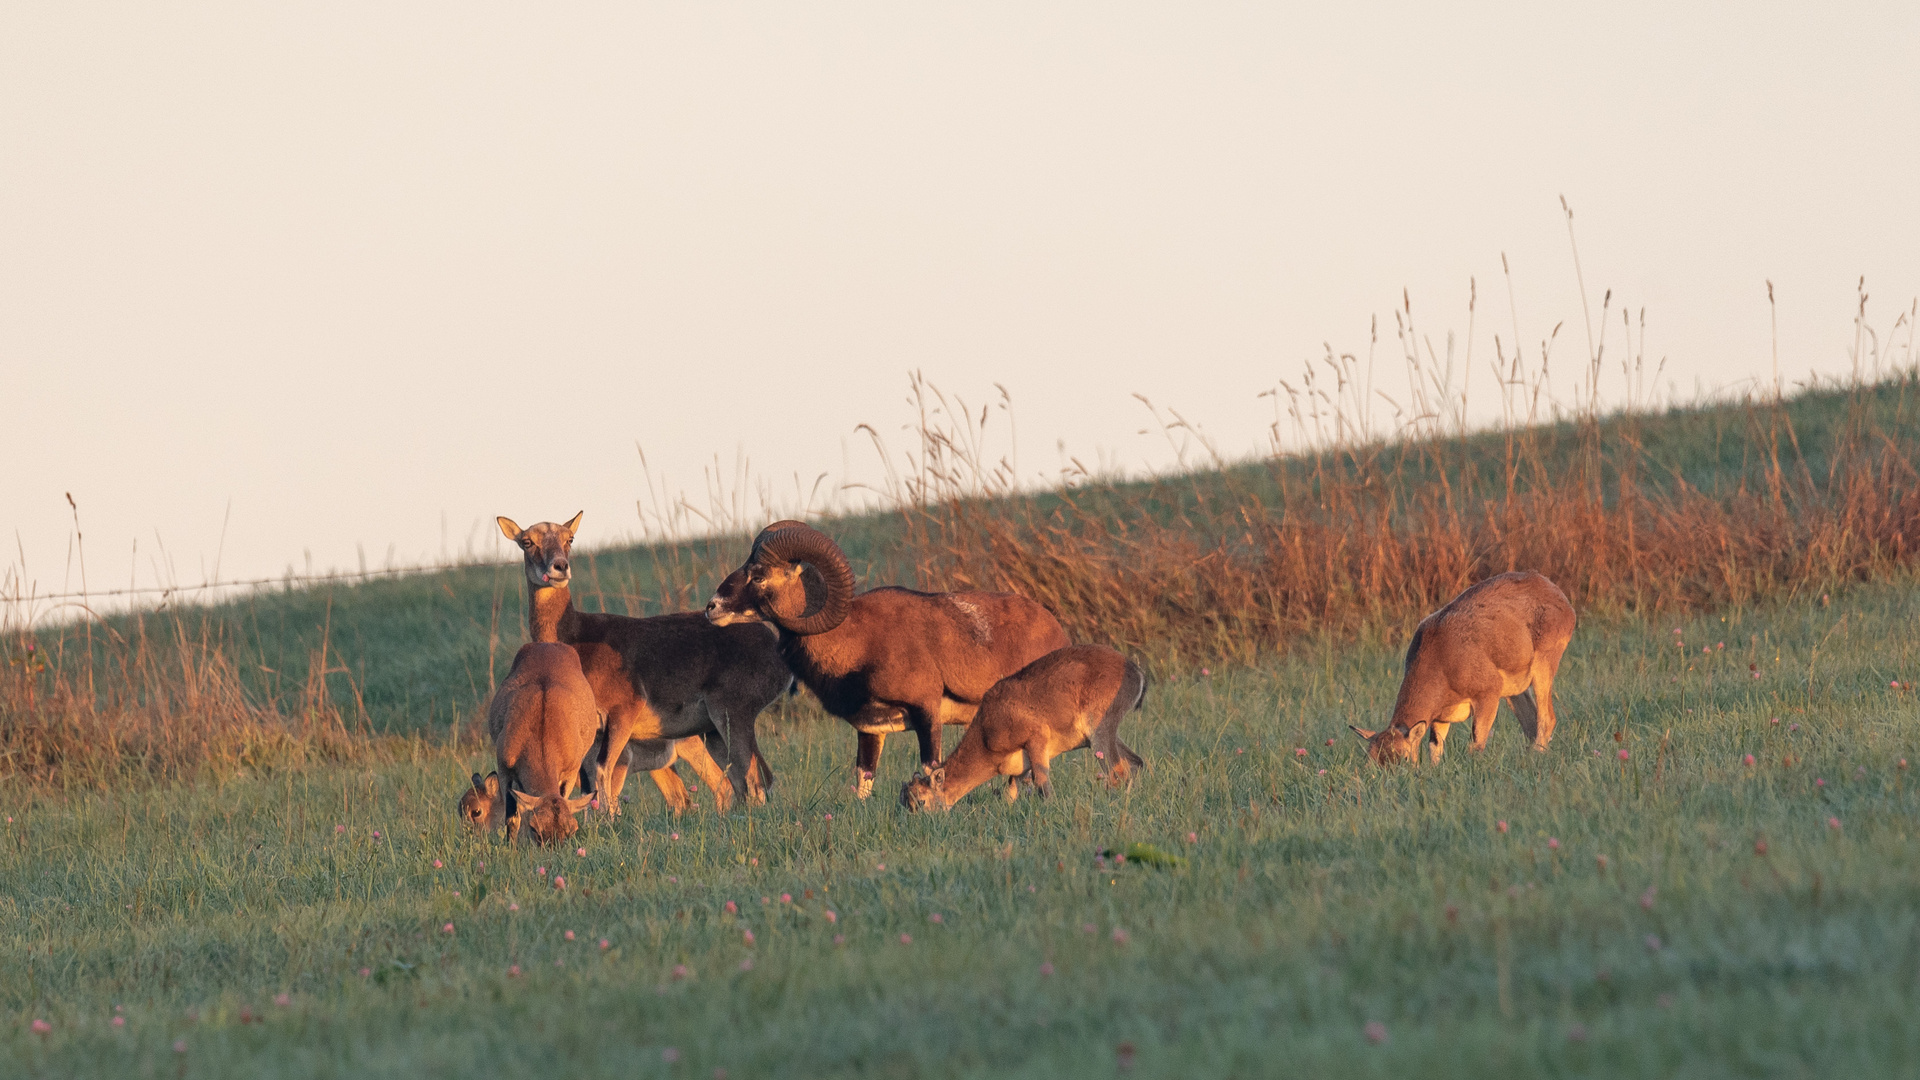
[675,735,733,812]
[714,699,773,806]
[1466,694,1501,754]
[1026,743,1055,799]
[595,703,646,817]
[854,732,886,800]
[912,715,943,770]
[1509,688,1541,745]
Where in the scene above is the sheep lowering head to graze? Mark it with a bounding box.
[1351,570,1575,765]
[457,733,690,834]
[900,644,1145,811]
[704,521,1070,798]
[478,641,600,843]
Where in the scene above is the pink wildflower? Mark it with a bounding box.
[672,964,689,980]
[743,929,756,945]
[600,939,610,950]
[1640,885,1657,910]
[444,923,455,934]
[782,893,792,904]
[899,933,913,944]
[1744,754,1756,767]
[508,965,521,977]
[1294,748,1307,757]
[1547,837,1560,850]
[1040,961,1055,976]
[565,930,575,941]
[929,913,944,924]
[739,958,754,972]
[111,1016,125,1028]
[552,876,566,889]
[725,901,738,914]
[31,1019,50,1035]
[432,859,442,869]
[274,993,290,1007]
[1496,820,1509,834]
[1619,749,1631,761]
[174,1039,188,1054]
[1829,817,1842,830]
[1111,927,1129,944]
[825,910,838,923]
[833,934,845,946]
[1364,1021,1388,1044]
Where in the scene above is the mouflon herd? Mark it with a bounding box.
[463,515,1575,843]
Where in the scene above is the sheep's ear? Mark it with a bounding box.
[563,511,584,536]
[1349,725,1377,742]
[497,517,523,541]
[566,793,594,813]
[481,772,500,797]
[929,766,947,790]
[512,788,541,810]
[1407,721,1430,742]
[470,772,485,793]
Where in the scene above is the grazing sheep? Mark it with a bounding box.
[900,645,1145,810]
[1351,570,1575,765]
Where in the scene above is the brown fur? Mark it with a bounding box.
[1351,570,1576,765]
[499,514,790,812]
[900,645,1145,810]
[473,642,598,843]
[706,523,1070,797]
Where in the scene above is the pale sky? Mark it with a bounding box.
[4,2,1917,606]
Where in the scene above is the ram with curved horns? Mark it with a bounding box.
[704,521,1070,798]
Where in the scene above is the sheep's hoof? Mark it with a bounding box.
[853,771,875,800]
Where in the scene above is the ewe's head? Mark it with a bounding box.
[458,772,500,830]
[898,767,948,812]
[705,522,854,636]
[496,513,583,590]
[1350,722,1427,766]
[512,789,593,845]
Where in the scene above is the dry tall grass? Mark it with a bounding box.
[0,606,364,787]
[859,294,1920,671]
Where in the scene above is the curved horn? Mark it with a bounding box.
[754,520,810,545]
[755,526,854,635]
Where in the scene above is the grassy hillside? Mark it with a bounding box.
[18,375,1918,744]
[5,576,1917,1077]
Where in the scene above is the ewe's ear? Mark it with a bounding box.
[481,772,500,797]
[1349,725,1377,742]
[929,766,947,789]
[497,517,523,541]
[566,793,594,813]
[512,788,541,811]
[563,511,584,536]
[470,772,484,793]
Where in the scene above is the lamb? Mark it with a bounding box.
[900,645,1145,810]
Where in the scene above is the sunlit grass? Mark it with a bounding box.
[6,578,1917,1077]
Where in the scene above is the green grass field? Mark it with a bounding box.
[7,572,1919,1077]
